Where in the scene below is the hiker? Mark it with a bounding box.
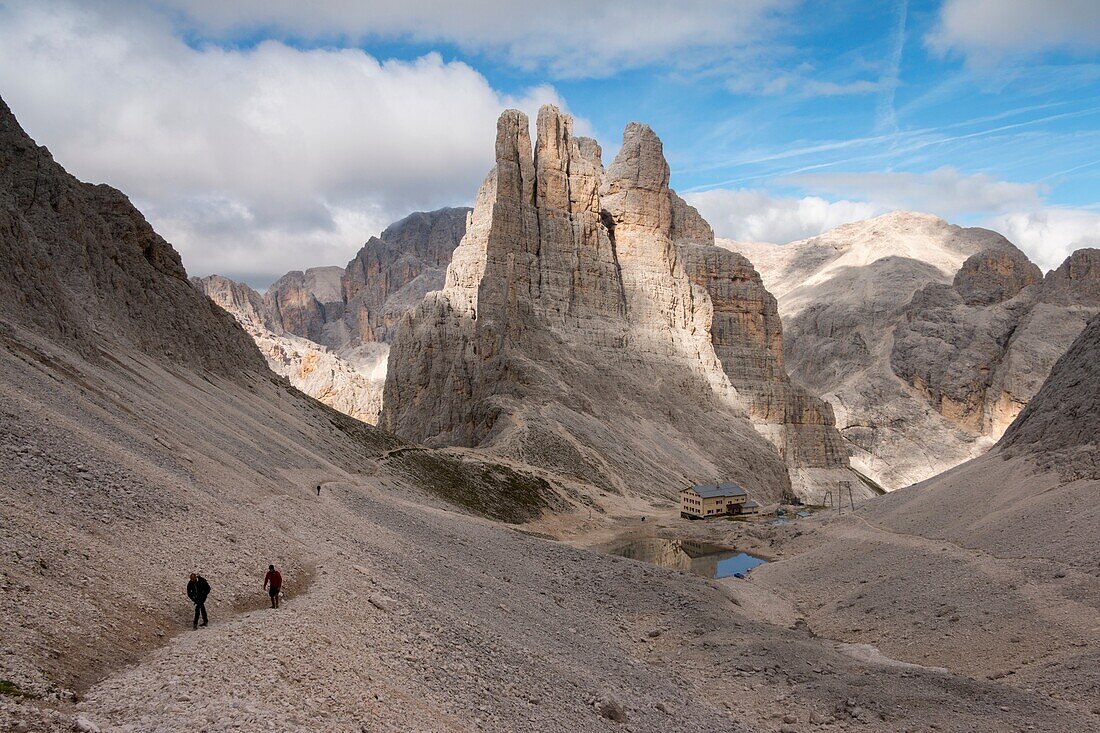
[316,484,321,497]
[187,573,210,629]
[263,564,283,609]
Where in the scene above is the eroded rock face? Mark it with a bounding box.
[891,245,1043,434]
[342,208,470,346]
[677,243,852,497]
[893,246,1100,439]
[723,213,1017,489]
[1000,310,1100,480]
[194,276,384,423]
[383,105,861,501]
[724,214,1100,490]
[953,247,1043,306]
[0,97,266,378]
[199,207,468,423]
[263,266,344,346]
[259,209,470,356]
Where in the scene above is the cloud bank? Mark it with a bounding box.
[687,168,1097,271]
[140,0,798,78]
[685,189,881,244]
[0,1,570,286]
[928,0,1100,62]
[786,167,1044,216]
[988,209,1100,270]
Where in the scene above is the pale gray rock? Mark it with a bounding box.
[723,212,1016,489]
[258,208,469,355]
[0,97,266,378]
[342,207,469,346]
[676,243,857,498]
[384,105,793,500]
[893,246,1100,441]
[263,266,345,346]
[194,275,385,424]
[891,245,1043,435]
[201,207,470,422]
[669,191,714,246]
[1000,310,1100,479]
[725,213,1100,491]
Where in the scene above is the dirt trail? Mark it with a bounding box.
[51,482,1094,733]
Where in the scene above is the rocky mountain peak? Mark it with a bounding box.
[1040,247,1100,306]
[382,105,865,501]
[190,275,269,331]
[600,122,672,233]
[0,95,266,378]
[953,245,1042,306]
[494,108,536,205]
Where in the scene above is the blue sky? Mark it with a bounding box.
[0,0,1097,285]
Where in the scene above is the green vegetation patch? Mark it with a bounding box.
[385,450,564,524]
[0,679,36,699]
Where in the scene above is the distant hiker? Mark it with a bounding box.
[316,484,321,497]
[187,573,210,629]
[263,564,283,609]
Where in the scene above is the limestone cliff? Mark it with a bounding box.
[891,246,1043,434]
[260,208,470,355]
[263,266,345,347]
[202,207,468,423]
[723,213,1015,489]
[0,97,265,378]
[893,246,1100,439]
[384,105,802,500]
[342,207,470,346]
[724,213,1100,490]
[1000,309,1100,480]
[194,275,384,423]
[676,243,854,497]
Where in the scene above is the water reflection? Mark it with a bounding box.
[603,537,767,579]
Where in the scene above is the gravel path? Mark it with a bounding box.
[62,480,1090,733]
[2,332,1093,732]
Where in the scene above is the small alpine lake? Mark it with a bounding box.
[601,537,768,579]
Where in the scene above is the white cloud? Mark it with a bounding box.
[139,0,797,78]
[928,0,1100,62]
[684,189,881,244]
[785,167,1044,216]
[686,174,1098,272]
[985,209,1100,270]
[0,0,574,285]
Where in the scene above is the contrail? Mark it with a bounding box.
[876,0,909,142]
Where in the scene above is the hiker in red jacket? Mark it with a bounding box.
[263,565,283,609]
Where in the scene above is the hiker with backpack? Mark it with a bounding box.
[263,564,283,609]
[187,573,210,629]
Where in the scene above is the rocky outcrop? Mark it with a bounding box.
[724,213,1100,490]
[194,275,384,423]
[1000,310,1100,480]
[199,207,469,423]
[669,195,855,496]
[893,246,1100,440]
[384,105,860,501]
[891,245,1043,434]
[677,244,853,497]
[0,97,265,378]
[263,266,345,347]
[723,212,1016,489]
[260,209,470,355]
[341,207,469,346]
